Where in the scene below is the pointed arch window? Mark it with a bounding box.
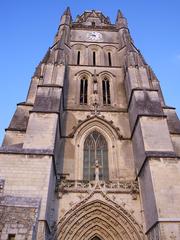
[102,77,111,105]
[83,131,109,181]
[80,76,88,104]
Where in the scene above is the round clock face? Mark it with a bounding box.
[87,32,103,41]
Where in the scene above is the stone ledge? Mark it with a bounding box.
[5,128,26,132]
[37,84,63,88]
[146,219,180,235]
[0,147,53,156]
[0,195,40,208]
[137,154,179,178]
[145,151,176,158]
[29,110,60,114]
[17,102,34,107]
[127,88,159,111]
[130,114,167,139]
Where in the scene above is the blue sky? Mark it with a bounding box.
[0,0,180,144]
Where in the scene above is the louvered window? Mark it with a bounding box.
[80,77,88,104]
[77,51,80,65]
[108,52,112,66]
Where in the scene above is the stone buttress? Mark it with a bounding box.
[0,7,180,240]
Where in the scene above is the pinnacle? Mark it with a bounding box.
[117,9,124,19]
[116,9,127,28]
[63,6,71,16]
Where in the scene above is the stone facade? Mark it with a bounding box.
[0,196,40,240]
[0,7,180,240]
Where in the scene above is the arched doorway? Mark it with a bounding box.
[55,199,145,240]
[83,131,109,181]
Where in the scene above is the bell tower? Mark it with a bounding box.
[0,7,180,240]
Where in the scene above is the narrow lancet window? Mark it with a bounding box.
[83,131,109,181]
[80,77,88,104]
[77,51,80,65]
[102,78,111,105]
[93,51,96,66]
[108,52,112,66]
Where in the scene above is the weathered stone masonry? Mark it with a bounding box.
[0,7,180,240]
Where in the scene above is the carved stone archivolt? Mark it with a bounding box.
[68,115,123,140]
[54,191,145,240]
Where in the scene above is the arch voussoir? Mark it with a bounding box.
[56,200,145,240]
[65,210,131,240]
[83,228,110,240]
[74,222,116,240]
[69,215,123,240]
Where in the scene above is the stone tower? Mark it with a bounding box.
[0,7,180,240]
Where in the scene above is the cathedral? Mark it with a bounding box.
[0,7,180,240]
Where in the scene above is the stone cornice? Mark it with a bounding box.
[0,147,54,156]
